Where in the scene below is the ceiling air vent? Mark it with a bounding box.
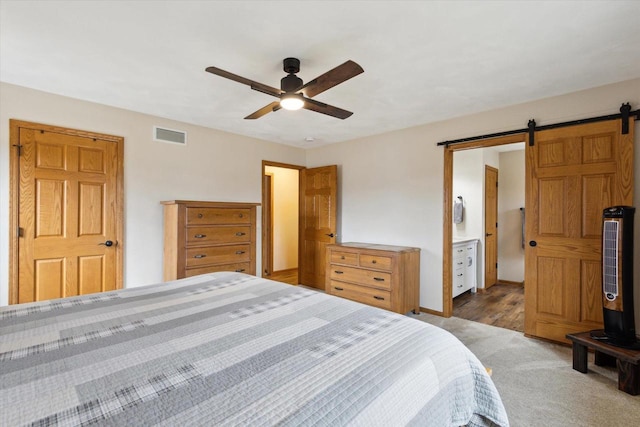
[153,126,187,145]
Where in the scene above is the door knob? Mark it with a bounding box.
[486,233,493,237]
[529,240,537,247]
[99,240,115,247]
[325,233,335,238]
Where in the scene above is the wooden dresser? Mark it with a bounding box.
[162,200,259,281]
[325,242,420,314]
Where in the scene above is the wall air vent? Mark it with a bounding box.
[153,126,187,145]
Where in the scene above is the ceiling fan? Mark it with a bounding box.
[205,58,364,120]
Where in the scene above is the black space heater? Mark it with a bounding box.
[593,206,638,348]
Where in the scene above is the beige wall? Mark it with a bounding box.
[264,166,299,271]
[0,82,306,306]
[306,78,640,323]
[2,79,640,329]
[497,150,525,283]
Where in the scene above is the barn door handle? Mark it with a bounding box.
[485,233,493,237]
[529,240,537,247]
[99,240,115,247]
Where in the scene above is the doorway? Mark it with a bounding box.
[263,163,301,285]
[450,143,525,331]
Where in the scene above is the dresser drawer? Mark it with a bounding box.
[330,250,359,266]
[359,254,392,271]
[186,207,252,225]
[185,262,251,277]
[186,244,251,267]
[328,281,392,310]
[329,265,392,290]
[186,226,251,245]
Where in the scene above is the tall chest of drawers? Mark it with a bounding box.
[326,243,420,315]
[162,201,259,281]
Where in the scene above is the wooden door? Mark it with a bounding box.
[524,119,634,343]
[10,121,124,304]
[299,165,337,289]
[484,166,498,289]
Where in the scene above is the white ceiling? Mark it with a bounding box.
[2,1,639,148]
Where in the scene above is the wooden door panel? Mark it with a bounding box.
[78,182,105,236]
[13,121,123,304]
[538,178,567,236]
[525,118,633,343]
[582,132,616,163]
[582,174,613,238]
[34,258,65,301]
[79,255,105,295]
[581,260,604,324]
[36,179,66,237]
[536,256,566,316]
[484,166,498,289]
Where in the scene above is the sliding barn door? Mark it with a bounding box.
[299,165,337,289]
[524,119,634,343]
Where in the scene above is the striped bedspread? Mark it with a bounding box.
[1,272,509,426]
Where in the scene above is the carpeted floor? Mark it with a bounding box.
[413,313,640,427]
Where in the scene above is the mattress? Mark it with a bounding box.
[0,272,509,426]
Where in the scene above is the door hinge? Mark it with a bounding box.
[17,227,24,237]
[13,144,23,156]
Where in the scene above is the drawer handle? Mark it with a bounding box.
[334,270,344,274]
[334,286,344,291]
[457,249,464,253]
[371,260,377,264]
[457,273,463,277]
[235,250,246,255]
[194,254,207,259]
[235,268,245,272]
[373,296,385,300]
[457,284,463,288]
[373,277,385,282]
[239,214,244,218]
[198,213,203,218]
[236,232,246,236]
[457,261,463,265]
[340,255,345,260]
[194,234,206,238]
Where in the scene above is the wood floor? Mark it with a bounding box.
[268,268,299,286]
[453,283,524,332]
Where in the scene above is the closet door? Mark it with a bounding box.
[524,119,634,343]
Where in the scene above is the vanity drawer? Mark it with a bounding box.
[185,226,251,245]
[185,244,250,267]
[328,281,392,310]
[186,207,251,225]
[329,265,392,290]
[330,250,359,266]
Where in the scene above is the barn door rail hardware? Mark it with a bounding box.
[437,103,639,148]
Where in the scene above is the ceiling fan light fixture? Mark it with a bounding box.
[280,93,304,111]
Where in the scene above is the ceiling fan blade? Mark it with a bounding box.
[300,60,364,98]
[303,98,353,120]
[205,66,282,98]
[244,101,281,120]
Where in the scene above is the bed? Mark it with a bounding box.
[1,272,509,426]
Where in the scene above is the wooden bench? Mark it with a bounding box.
[566,331,640,395]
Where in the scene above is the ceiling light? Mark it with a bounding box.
[280,93,304,111]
